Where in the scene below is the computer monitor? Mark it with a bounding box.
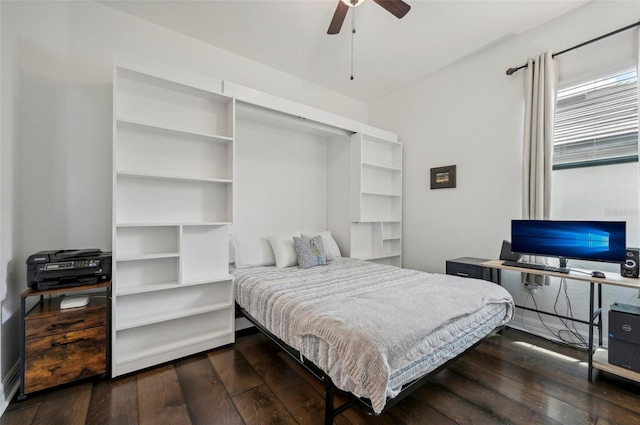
[511,220,627,267]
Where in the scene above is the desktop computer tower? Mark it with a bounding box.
[608,302,640,373]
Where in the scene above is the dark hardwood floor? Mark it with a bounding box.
[3,327,640,425]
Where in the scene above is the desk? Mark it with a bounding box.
[482,260,640,383]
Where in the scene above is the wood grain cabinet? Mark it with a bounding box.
[19,282,110,399]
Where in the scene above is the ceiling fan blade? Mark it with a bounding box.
[328,1,349,34]
[372,0,411,19]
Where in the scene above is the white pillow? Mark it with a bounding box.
[229,235,236,265]
[268,232,301,268]
[232,234,275,268]
[302,230,342,261]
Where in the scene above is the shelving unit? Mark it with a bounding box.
[350,133,402,266]
[112,65,235,377]
[593,348,640,383]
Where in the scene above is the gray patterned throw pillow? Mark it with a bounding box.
[294,236,327,269]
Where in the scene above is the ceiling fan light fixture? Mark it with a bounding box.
[340,0,365,7]
[329,0,410,35]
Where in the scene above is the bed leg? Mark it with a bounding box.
[323,376,335,425]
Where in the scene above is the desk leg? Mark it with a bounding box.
[588,281,594,382]
[598,283,603,347]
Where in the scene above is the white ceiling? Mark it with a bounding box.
[102,0,589,103]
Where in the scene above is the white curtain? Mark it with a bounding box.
[522,51,558,285]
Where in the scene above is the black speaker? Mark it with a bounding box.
[499,240,521,262]
[621,248,640,278]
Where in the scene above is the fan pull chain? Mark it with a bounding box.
[350,9,356,80]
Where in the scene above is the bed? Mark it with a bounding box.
[232,255,514,423]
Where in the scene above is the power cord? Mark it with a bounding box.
[521,283,589,349]
[553,278,588,348]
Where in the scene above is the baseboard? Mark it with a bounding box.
[0,360,20,416]
[508,313,595,349]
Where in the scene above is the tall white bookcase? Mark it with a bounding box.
[350,133,402,266]
[112,66,235,376]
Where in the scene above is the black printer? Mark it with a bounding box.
[26,249,112,291]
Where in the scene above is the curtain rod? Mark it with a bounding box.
[506,20,640,76]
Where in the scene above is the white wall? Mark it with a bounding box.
[233,111,347,236]
[0,0,367,412]
[369,0,640,343]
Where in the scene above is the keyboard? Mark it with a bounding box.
[502,260,570,274]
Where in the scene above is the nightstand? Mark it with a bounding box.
[446,257,500,284]
[19,281,110,399]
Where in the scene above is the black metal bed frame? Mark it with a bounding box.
[237,304,502,425]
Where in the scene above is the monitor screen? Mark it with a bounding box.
[511,220,627,264]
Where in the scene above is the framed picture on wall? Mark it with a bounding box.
[430,165,456,189]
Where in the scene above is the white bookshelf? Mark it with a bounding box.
[350,133,402,266]
[112,65,235,377]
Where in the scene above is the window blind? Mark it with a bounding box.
[553,68,638,168]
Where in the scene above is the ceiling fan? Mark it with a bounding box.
[327,0,411,35]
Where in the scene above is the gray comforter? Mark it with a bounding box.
[233,258,513,413]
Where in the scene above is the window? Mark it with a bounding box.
[551,66,640,249]
[553,67,638,169]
